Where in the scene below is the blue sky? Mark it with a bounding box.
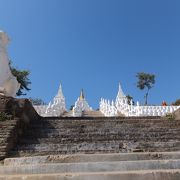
[0,0,180,108]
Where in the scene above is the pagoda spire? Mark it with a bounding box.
[117,82,126,99]
[56,83,64,99]
[44,82,66,116]
[79,89,85,100]
[73,89,92,116]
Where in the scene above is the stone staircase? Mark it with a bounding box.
[1,152,180,179]
[62,111,73,117]
[10,117,180,157]
[82,111,104,117]
[62,110,104,117]
[0,119,19,160]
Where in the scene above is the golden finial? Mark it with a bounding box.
[79,89,85,100]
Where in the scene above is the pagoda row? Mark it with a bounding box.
[33,84,180,117]
[34,84,92,117]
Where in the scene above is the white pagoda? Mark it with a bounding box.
[73,89,92,117]
[115,83,128,106]
[34,84,67,117]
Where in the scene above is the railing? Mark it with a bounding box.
[100,98,180,117]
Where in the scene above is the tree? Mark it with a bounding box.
[10,61,31,96]
[69,105,74,110]
[126,95,134,105]
[136,72,155,105]
[29,98,46,105]
[172,99,180,106]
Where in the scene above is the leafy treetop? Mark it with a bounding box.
[10,61,31,96]
[136,72,155,105]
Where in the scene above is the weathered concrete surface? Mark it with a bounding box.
[0,119,18,160]
[0,170,179,180]
[10,117,180,156]
[82,111,105,117]
[1,159,180,174]
[174,108,180,120]
[2,152,180,179]
[4,152,180,166]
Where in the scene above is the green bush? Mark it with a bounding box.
[0,112,12,121]
[165,113,175,120]
[172,99,180,106]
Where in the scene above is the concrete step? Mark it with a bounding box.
[30,117,169,122]
[4,152,180,165]
[82,111,104,117]
[62,111,73,117]
[24,124,180,130]
[41,116,161,120]
[21,126,180,134]
[30,118,163,125]
[13,141,180,154]
[27,122,180,130]
[10,117,180,156]
[12,149,180,158]
[0,120,17,125]
[0,170,179,180]
[1,159,180,175]
[20,129,180,137]
[17,137,180,145]
[0,152,7,161]
[3,153,179,179]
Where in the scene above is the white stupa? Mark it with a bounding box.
[45,84,66,116]
[73,89,92,117]
[116,83,128,106]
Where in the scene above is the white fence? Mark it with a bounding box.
[100,98,180,117]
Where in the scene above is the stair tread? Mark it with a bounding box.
[9,117,180,157]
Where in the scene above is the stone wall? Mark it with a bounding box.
[0,95,39,160]
[0,119,20,160]
[174,108,180,120]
